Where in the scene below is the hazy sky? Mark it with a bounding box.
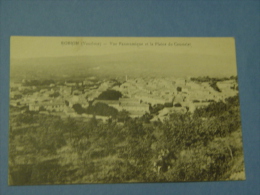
[10,36,238,76]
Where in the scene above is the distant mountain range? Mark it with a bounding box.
[10,51,237,81]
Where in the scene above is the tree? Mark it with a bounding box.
[86,103,118,117]
[117,110,130,123]
[72,103,86,114]
[150,104,164,114]
[97,90,122,100]
[140,113,153,123]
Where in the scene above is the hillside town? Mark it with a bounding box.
[10,76,238,122]
[9,75,244,185]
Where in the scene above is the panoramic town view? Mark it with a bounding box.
[9,37,245,185]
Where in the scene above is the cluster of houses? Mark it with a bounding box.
[111,77,237,120]
[10,76,238,122]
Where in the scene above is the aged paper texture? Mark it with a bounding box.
[9,37,245,185]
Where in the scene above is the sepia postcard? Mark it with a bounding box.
[9,37,245,185]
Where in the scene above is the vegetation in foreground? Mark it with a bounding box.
[9,95,245,185]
